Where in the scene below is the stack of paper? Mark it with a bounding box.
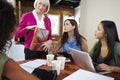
[20,59,47,73]
[63,69,114,80]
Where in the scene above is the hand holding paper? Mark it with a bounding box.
[30,27,50,51]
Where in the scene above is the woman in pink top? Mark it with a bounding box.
[16,0,52,60]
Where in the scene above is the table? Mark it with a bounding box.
[19,60,120,80]
[40,62,80,80]
[105,73,120,80]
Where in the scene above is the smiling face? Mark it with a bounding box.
[35,0,47,15]
[95,23,106,39]
[63,20,75,32]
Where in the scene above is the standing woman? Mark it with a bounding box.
[0,0,39,80]
[90,20,120,73]
[16,0,52,60]
[54,19,88,59]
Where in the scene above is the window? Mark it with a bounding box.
[48,14,60,36]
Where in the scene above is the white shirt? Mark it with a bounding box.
[32,10,46,29]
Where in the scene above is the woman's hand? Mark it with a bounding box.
[41,40,52,52]
[96,63,113,72]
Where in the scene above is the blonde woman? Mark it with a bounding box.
[16,0,52,60]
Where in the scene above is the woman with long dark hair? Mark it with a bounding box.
[90,20,120,73]
[54,19,88,59]
[0,0,39,80]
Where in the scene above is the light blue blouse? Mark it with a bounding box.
[63,37,81,53]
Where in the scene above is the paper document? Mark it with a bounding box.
[20,59,47,73]
[63,69,114,80]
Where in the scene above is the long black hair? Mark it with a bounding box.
[0,0,16,53]
[61,19,86,50]
[92,20,120,64]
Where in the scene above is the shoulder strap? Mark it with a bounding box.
[0,53,9,79]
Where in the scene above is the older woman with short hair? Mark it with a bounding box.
[16,0,52,60]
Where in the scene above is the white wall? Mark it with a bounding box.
[80,0,120,51]
[75,6,80,30]
[7,0,16,7]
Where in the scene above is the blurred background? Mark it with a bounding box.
[7,0,120,51]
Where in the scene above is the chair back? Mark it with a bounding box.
[8,44,25,61]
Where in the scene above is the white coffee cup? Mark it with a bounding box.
[52,60,61,75]
[57,56,66,70]
[46,54,54,66]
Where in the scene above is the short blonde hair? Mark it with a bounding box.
[33,0,50,14]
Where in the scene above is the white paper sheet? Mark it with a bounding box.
[20,66,35,73]
[20,59,47,73]
[63,69,114,80]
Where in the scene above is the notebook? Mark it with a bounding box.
[30,28,49,51]
[69,48,111,74]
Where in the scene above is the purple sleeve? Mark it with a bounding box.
[44,16,52,40]
[15,13,28,38]
[48,19,52,40]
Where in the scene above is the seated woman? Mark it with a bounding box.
[89,20,120,73]
[0,0,39,80]
[54,19,88,60]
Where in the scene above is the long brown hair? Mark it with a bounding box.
[0,0,16,53]
[61,19,86,50]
